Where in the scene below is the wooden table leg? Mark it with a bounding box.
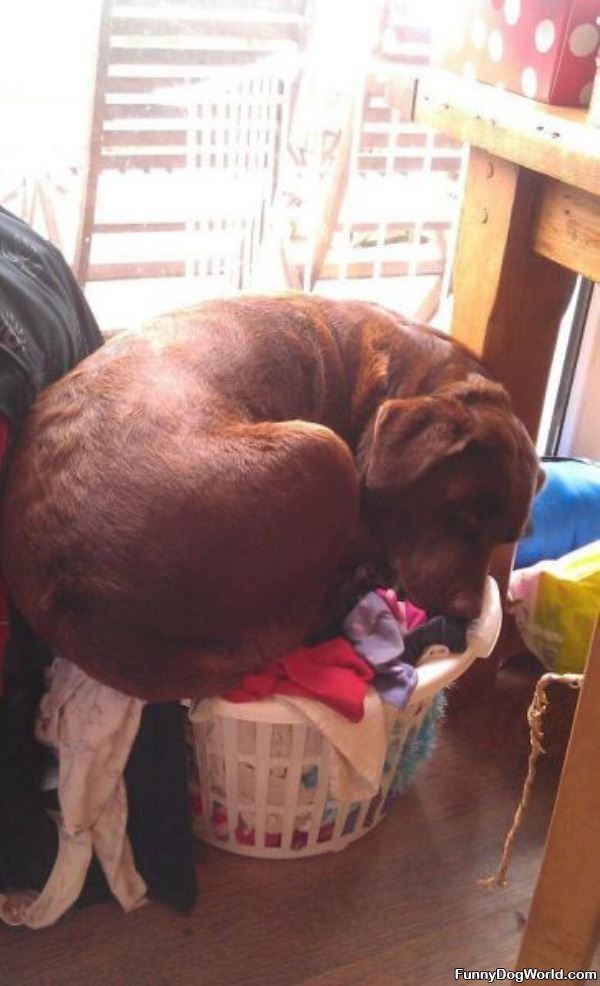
[449,148,579,700]
[516,620,600,971]
[452,147,577,439]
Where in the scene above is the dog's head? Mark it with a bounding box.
[359,374,543,620]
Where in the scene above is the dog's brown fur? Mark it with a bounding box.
[0,295,540,700]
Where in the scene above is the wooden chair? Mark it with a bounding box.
[283,0,465,322]
[74,0,312,291]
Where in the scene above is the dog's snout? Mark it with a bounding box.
[447,590,482,622]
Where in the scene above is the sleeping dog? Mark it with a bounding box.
[0,294,541,700]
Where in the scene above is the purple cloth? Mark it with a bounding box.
[343,593,418,709]
[343,592,405,666]
[371,662,418,709]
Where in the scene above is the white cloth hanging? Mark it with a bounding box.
[0,656,147,928]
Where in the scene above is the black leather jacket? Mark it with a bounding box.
[0,206,103,431]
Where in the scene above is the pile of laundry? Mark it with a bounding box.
[0,581,467,927]
[0,626,197,929]
[188,588,467,853]
[226,588,466,716]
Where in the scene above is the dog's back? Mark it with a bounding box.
[0,295,540,699]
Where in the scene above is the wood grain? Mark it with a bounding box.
[389,71,600,198]
[451,148,577,438]
[533,180,600,283]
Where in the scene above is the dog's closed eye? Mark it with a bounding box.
[446,494,502,527]
[445,505,481,533]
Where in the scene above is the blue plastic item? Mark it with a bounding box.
[515,458,600,569]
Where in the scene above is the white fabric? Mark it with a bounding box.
[0,657,147,928]
[276,688,387,802]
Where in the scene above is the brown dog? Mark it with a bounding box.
[0,294,540,700]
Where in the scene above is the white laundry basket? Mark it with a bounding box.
[188,576,502,859]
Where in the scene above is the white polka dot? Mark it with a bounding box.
[569,22,599,58]
[462,61,477,80]
[521,66,538,98]
[504,0,521,27]
[579,81,593,105]
[471,16,487,50]
[535,19,556,54]
[488,28,504,62]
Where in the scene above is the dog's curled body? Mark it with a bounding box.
[0,295,540,699]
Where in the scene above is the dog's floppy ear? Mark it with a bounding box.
[364,393,474,493]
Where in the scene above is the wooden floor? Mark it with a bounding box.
[1,657,595,986]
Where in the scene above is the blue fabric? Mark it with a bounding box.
[372,662,418,710]
[389,691,447,797]
[515,458,600,568]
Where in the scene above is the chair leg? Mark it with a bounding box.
[73,0,112,285]
[37,179,62,251]
[414,274,443,324]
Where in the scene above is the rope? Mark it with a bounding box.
[481,671,582,889]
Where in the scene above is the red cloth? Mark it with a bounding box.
[404,600,428,632]
[0,415,11,696]
[375,587,403,622]
[224,637,374,722]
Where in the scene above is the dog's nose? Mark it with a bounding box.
[448,590,482,621]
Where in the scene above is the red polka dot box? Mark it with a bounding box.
[435,0,599,107]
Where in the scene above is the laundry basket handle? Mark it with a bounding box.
[410,576,503,705]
